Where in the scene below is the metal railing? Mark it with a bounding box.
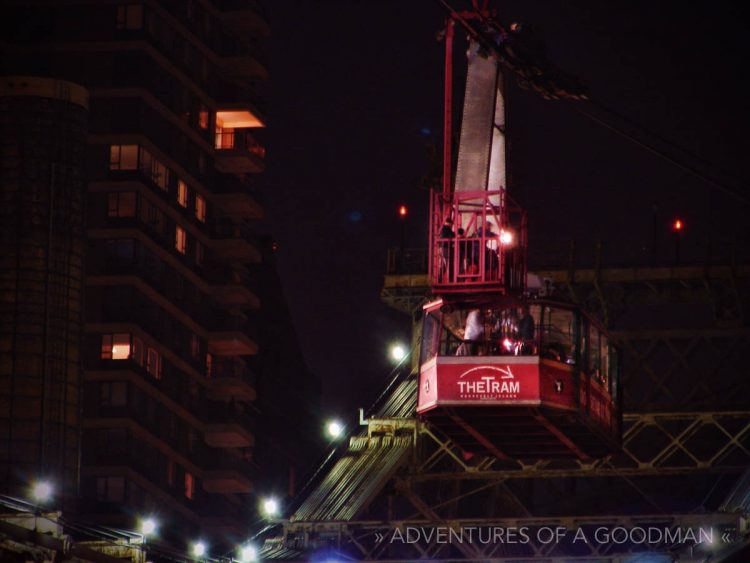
[215,129,266,158]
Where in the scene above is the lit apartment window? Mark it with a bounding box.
[101,334,131,360]
[116,5,144,30]
[109,145,138,170]
[107,192,137,217]
[184,472,195,500]
[198,107,209,130]
[175,225,187,254]
[177,180,188,207]
[132,336,145,367]
[215,126,234,149]
[195,194,206,222]
[146,348,162,380]
[96,476,126,502]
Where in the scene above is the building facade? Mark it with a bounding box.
[1,0,318,549]
[0,76,89,513]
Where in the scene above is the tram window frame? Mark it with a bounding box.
[600,332,609,385]
[540,306,576,364]
[609,346,619,400]
[420,309,441,363]
[587,322,602,381]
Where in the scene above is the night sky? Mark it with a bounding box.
[257,1,750,415]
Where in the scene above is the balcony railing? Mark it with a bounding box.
[215,129,265,158]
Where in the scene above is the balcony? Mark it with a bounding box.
[209,282,259,309]
[208,312,257,356]
[202,470,252,494]
[208,331,257,356]
[202,401,254,448]
[207,356,255,401]
[214,128,265,174]
[216,108,264,129]
[214,0,270,39]
[205,266,259,309]
[202,448,254,494]
[214,191,263,219]
[209,222,261,263]
[211,171,264,221]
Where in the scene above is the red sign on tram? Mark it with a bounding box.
[418,357,541,412]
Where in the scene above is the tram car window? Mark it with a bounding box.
[418,299,622,460]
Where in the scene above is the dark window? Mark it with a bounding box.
[100,381,128,407]
[116,5,144,30]
[107,192,137,217]
[96,476,126,501]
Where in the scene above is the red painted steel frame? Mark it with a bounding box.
[430,189,527,294]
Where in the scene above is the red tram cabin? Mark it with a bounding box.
[417,299,621,461]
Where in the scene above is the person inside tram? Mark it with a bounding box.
[457,228,466,274]
[518,305,535,354]
[456,309,484,356]
[439,217,455,282]
[542,341,567,363]
[476,220,499,279]
[488,310,503,354]
[465,227,480,275]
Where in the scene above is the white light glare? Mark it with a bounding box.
[390,343,407,362]
[139,517,157,536]
[262,497,280,517]
[239,544,258,562]
[192,541,206,558]
[31,480,53,503]
[326,420,344,439]
[499,229,513,246]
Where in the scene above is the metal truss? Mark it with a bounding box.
[616,328,750,410]
[532,264,750,414]
[410,410,750,481]
[268,411,750,560]
[267,264,750,561]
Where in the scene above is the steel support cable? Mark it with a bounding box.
[248,339,421,553]
[434,0,750,206]
[587,99,750,191]
[573,100,750,206]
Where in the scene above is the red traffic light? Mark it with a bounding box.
[398,205,408,218]
[672,218,684,232]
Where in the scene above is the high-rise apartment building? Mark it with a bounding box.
[0,76,89,513]
[1,0,319,547]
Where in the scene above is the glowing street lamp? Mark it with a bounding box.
[672,218,684,232]
[139,517,157,537]
[326,420,344,440]
[238,544,258,562]
[191,541,207,558]
[389,343,407,363]
[30,480,53,503]
[261,497,280,518]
